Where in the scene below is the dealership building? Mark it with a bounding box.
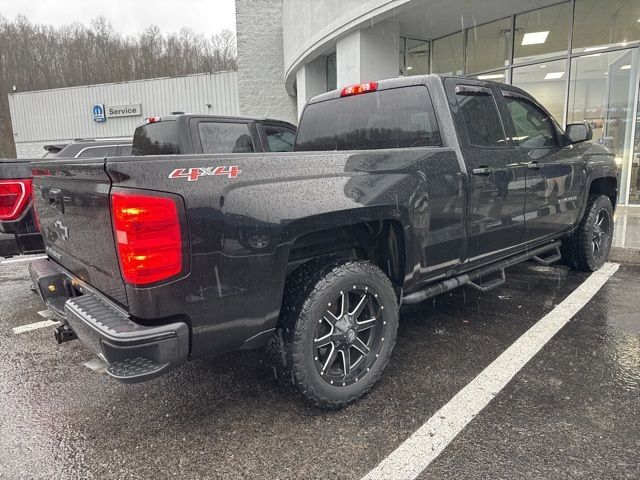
[235,0,640,205]
[8,71,239,158]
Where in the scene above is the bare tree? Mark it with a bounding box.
[0,16,237,157]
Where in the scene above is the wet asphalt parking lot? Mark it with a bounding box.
[0,252,638,479]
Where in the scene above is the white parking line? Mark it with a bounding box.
[363,262,620,480]
[83,357,108,372]
[12,319,60,334]
[1,255,47,265]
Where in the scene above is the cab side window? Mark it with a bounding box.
[199,122,255,154]
[503,92,559,148]
[455,85,507,148]
[262,125,296,152]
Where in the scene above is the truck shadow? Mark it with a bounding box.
[51,262,590,478]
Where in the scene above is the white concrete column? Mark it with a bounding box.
[236,0,297,124]
[295,56,327,119]
[336,20,400,90]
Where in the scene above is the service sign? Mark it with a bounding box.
[106,103,142,118]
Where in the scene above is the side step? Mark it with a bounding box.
[106,357,170,383]
[533,246,562,265]
[403,240,562,304]
[468,269,506,292]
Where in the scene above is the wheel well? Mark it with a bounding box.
[286,220,406,289]
[589,177,617,208]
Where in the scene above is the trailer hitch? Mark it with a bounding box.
[54,324,78,344]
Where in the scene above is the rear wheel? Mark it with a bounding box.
[562,194,614,272]
[270,257,399,409]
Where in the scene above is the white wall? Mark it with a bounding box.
[336,20,400,89]
[296,56,327,118]
[236,0,297,124]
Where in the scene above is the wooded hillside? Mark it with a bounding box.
[0,16,237,157]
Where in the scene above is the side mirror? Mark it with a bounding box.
[565,123,592,144]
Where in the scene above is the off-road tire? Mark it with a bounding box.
[562,194,614,272]
[269,257,399,409]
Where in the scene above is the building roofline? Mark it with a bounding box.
[9,70,238,97]
[283,0,413,94]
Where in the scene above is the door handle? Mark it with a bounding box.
[472,167,493,176]
[527,161,542,170]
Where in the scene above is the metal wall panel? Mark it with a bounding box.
[8,71,240,144]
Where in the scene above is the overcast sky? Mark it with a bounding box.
[0,0,236,36]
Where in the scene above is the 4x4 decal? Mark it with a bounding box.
[169,166,242,181]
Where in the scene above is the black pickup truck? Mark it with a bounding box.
[0,115,296,258]
[28,75,617,409]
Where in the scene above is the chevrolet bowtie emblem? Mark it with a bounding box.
[54,220,69,239]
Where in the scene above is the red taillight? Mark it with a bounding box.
[340,82,378,97]
[111,191,184,286]
[0,179,32,221]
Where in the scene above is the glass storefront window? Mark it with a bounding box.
[465,17,511,74]
[573,0,640,53]
[631,98,640,204]
[399,37,406,76]
[473,71,508,83]
[512,59,567,123]
[405,39,429,76]
[568,49,639,202]
[432,32,464,75]
[400,37,430,76]
[514,2,571,64]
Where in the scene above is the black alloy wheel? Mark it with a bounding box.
[591,208,612,260]
[562,194,614,272]
[313,286,386,387]
[270,257,399,409]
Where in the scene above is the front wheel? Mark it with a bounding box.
[270,257,399,409]
[562,194,614,272]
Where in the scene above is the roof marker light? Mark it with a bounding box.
[340,82,378,97]
[146,117,161,124]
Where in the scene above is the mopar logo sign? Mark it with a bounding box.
[92,104,106,123]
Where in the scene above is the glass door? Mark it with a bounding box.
[568,48,639,204]
[630,76,640,204]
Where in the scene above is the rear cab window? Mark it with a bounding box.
[132,121,181,156]
[295,85,441,151]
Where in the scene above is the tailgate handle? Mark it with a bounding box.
[48,188,65,214]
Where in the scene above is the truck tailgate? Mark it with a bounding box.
[32,160,128,307]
